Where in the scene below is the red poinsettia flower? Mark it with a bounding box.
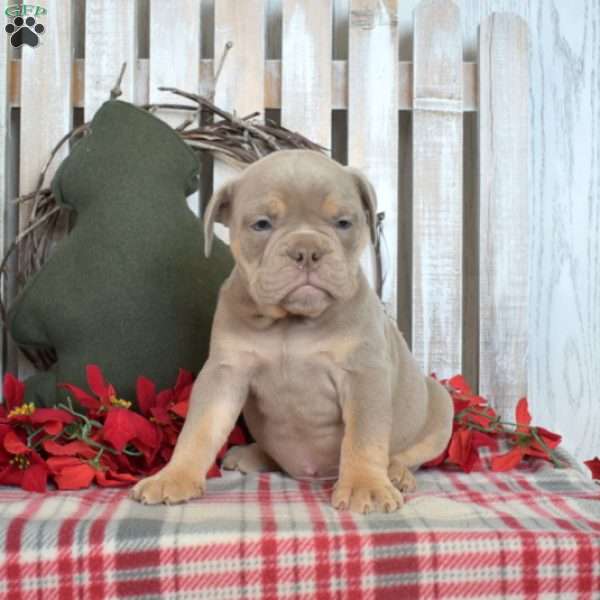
[442,375,500,432]
[137,370,193,423]
[521,426,562,459]
[0,373,26,417]
[465,404,499,430]
[95,467,139,487]
[46,456,97,489]
[135,371,194,460]
[131,369,242,477]
[59,365,118,416]
[584,457,600,479]
[102,407,159,458]
[0,428,48,492]
[136,376,157,418]
[95,443,145,477]
[447,428,498,472]
[443,374,474,398]
[170,400,189,419]
[7,402,75,436]
[155,391,178,428]
[47,456,138,490]
[0,364,254,492]
[425,375,500,469]
[514,396,531,433]
[491,398,561,471]
[206,462,221,478]
[42,438,97,459]
[137,380,173,425]
[172,370,194,416]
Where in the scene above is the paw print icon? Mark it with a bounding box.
[5,16,45,48]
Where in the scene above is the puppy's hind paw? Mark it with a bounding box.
[388,461,417,493]
[222,443,279,474]
[129,468,204,505]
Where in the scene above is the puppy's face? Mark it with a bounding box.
[204,151,377,318]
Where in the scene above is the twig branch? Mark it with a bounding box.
[110,62,128,100]
[212,41,234,102]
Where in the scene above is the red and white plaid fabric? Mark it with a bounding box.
[0,447,598,599]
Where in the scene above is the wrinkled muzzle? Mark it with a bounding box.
[248,230,359,314]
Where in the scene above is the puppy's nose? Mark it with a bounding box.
[286,245,326,270]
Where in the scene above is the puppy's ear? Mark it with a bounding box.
[203,180,235,257]
[345,167,378,245]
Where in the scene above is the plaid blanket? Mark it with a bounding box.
[0,449,598,599]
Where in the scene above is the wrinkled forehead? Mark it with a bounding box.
[232,157,361,217]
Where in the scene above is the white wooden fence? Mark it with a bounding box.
[1,0,528,419]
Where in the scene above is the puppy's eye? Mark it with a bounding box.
[335,218,353,230]
[251,218,272,232]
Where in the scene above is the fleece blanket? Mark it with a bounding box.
[0,448,598,599]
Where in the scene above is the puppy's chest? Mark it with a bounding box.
[250,333,341,423]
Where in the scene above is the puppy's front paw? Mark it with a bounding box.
[332,474,403,514]
[129,468,204,505]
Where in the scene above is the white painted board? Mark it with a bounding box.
[411,0,463,377]
[0,34,8,375]
[478,13,529,417]
[348,0,399,309]
[18,0,73,376]
[281,0,332,149]
[149,0,201,214]
[84,0,137,119]
[213,0,266,241]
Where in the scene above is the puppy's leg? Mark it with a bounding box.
[332,369,403,514]
[388,377,453,490]
[222,443,280,474]
[130,361,249,504]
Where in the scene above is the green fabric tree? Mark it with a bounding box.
[8,100,233,407]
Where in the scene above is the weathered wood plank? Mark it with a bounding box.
[18,0,72,375]
[0,37,7,262]
[412,0,463,376]
[213,0,266,239]
[8,59,478,111]
[348,0,399,310]
[282,0,332,148]
[0,36,8,375]
[458,0,531,401]
[478,13,529,417]
[85,0,137,119]
[19,2,72,212]
[460,0,529,60]
[266,0,282,59]
[214,0,266,136]
[149,1,200,113]
[135,57,150,106]
[332,0,349,168]
[149,0,201,213]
